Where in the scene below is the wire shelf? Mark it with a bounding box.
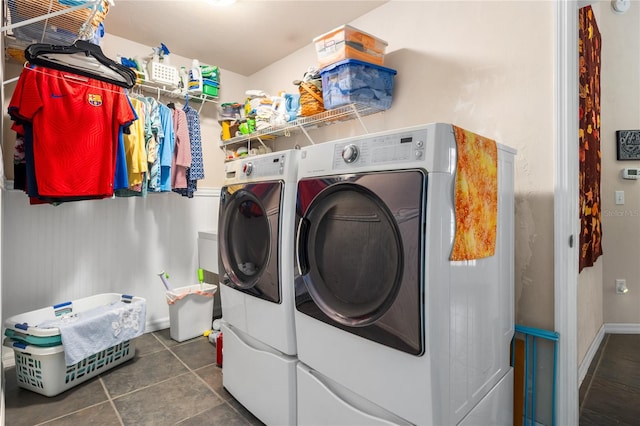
[220,103,382,148]
[2,0,108,51]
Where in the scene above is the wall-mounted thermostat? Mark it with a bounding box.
[622,168,640,179]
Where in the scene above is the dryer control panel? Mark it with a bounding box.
[241,154,285,178]
[225,153,287,180]
[332,129,428,169]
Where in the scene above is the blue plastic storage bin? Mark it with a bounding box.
[320,59,397,111]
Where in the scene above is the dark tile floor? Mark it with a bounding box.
[4,329,264,426]
[579,333,640,425]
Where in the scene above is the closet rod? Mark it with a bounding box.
[0,0,103,33]
[3,75,19,86]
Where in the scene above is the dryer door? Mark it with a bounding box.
[219,181,282,303]
[296,170,425,355]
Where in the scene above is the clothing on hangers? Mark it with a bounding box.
[8,64,137,201]
[157,103,175,192]
[171,107,191,190]
[173,104,204,198]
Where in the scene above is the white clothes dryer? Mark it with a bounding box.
[218,149,299,426]
[294,123,515,425]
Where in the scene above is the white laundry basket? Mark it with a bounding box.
[166,284,217,342]
[3,293,144,396]
[4,293,144,347]
[4,338,135,397]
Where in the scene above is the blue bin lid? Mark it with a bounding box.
[320,59,397,75]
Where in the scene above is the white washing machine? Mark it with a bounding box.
[294,123,515,425]
[218,149,299,425]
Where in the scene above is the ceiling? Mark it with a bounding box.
[105,0,387,76]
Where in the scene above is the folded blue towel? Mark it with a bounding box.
[38,299,146,366]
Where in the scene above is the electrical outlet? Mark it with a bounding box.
[616,279,629,294]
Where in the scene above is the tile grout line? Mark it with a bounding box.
[111,332,245,424]
[99,376,126,426]
[36,334,194,424]
[31,378,121,426]
[9,331,254,425]
[163,338,253,421]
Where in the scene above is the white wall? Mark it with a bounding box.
[2,188,220,328]
[598,1,640,326]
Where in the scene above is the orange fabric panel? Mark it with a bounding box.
[450,125,498,261]
[579,5,603,271]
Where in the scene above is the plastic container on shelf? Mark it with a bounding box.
[180,66,189,91]
[148,61,179,87]
[202,79,219,97]
[166,284,217,342]
[201,65,220,83]
[320,59,397,111]
[313,24,388,69]
[189,59,203,94]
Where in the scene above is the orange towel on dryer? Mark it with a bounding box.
[450,125,498,261]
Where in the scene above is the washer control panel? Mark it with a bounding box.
[226,153,287,180]
[332,129,428,169]
[241,154,285,178]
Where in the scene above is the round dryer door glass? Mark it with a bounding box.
[300,183,403,326]
[219,189,271,290]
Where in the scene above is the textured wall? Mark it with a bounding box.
[2,189,219,329]
[599,1,640,324]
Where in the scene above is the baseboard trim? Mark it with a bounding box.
[604,323,640,334]
[578,324,605,386]
[578,323,640,386]
[145,318,171,333]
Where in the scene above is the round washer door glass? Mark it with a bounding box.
[299,183,403,326]
[219,182,281,303]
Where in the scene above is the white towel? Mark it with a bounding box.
[38,299,146,366]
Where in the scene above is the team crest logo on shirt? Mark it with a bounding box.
[87,94,103,107]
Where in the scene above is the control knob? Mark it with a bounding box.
[243,162,253,176]
[341,144,359,164]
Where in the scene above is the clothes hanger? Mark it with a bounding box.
[24,40,136,88]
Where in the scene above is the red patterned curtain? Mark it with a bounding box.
[579,5,602,272]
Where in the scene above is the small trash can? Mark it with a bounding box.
[166,284,217,342]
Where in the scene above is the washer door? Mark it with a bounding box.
[296,171,425,355]
[219,181,282,303]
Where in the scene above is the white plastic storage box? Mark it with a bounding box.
[4,293,144,347]
[3,338,135,397]
[167,284,217,342]
[313,24,388,69]
[320,59,397,111]
[148,61,179,87]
